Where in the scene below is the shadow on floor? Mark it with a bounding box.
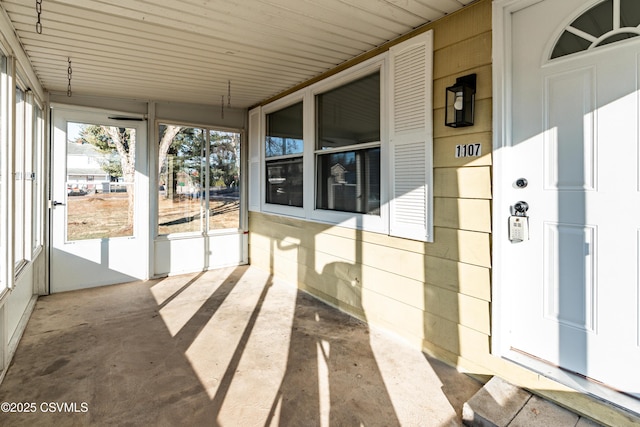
[0,265,481,426]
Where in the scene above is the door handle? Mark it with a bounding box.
[52,200,65,206]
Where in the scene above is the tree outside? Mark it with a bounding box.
[158,125,241,235]
[80,125,136,227]
[65,123,241,240]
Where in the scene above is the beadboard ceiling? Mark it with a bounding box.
[1,0,475,108]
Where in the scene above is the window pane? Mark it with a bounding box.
[14,87,25,265]
[571,0,613,38]
[158,126,204,235]
[209,130,240,230]
[597,32,639,47]
[551,0,640,59]
[551,31,593,59]
[316,148,380,214]
[32,107,43,250]
[621,0,640,27]
[66,123,137,240]
[266,102,303,157]
[0,56,4,284]
[265,102,304,207]
[317,72,380,150]
[266,157,303,207]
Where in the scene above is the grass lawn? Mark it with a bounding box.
[67,192,240,240]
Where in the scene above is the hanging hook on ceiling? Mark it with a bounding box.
[36,0,43,34]
[67,57,72,97]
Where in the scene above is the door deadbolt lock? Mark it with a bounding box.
[515,178,528,188]
[514,201,529,215]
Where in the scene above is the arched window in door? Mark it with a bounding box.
[551,0,640,59]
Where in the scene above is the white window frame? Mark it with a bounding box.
[156,121,243,239]
[308,57,388,233]
[252,31,433,239]
[31,100,44,256]
[157,124,207,238]
[23,90,34,261]
[259,56,389,233]
[0,53,7,293]
[12,72,43,267]
[261,92,307,218]
[13,80,26,272]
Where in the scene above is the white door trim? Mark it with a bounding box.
[491,0,543,358]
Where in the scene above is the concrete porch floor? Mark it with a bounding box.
[0,265,484,426]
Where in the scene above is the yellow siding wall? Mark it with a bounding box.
[250,0,493,371]
[427,0,493,368]
[248,2,640,424]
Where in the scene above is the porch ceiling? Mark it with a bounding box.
[1,0,475,108]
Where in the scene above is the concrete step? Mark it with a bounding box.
[462,377,602,427]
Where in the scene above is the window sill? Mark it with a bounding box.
[155,229,245,241]
[262,203,305,218]
[309,208,388,235]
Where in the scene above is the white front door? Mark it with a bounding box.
[505,0,640,397]
[51,108,149,292]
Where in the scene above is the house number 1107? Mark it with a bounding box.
[455,143,481,158]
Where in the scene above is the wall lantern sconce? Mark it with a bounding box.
[445,73,476,128]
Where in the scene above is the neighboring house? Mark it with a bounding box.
[66,141,110,193]
[0,0,637,425]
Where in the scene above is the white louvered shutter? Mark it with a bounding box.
[248,107,262,212]
[388,30,434,242]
